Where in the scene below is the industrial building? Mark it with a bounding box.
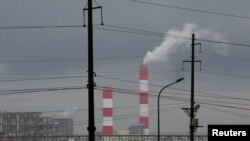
[0,112,73,137]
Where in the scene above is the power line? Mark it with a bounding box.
[131,0,250,20]
[0,65,248,79]
[3,84,248,119]
[0,75,87,83]
[96,85,250,110]
[0,69,248,100]
[41,102,187,114]
[95,86,250,111]
[98,67,250,80]
[1,23,250,48]
[94,24,250,48]
[94,26,164,38]
[152,68,250,80]
[202,106,250,119]
[96,86,250,108]
[96,75,250,102]
[100,69,250,80]
[196,98,250,107]
[201,52,250,62]
[197,38,250,48]
[0,72,85,76]
[0,25,83,30]
[200,69,250,79]
[0,86,85,96]
[163,95,250,111]
[0,58,86,63]
[198,101,250,111]
[0,53,186,63]
[103,24,190,40]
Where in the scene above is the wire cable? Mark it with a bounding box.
[95,86,250,109]
[0,86,85,96]
[41,102,186,114]
[201,52,250,62]
[96,75,250,102]
[131,0,250,20]
[0,25,83,30]
[202,105,250,119]
[1,23,250,48]
[0,75,87,83]
[94,24,250,48]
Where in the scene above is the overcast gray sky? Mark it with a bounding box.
[0,0,250,134]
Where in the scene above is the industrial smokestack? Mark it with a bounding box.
[139,65,149,135]
[102,88,113,135]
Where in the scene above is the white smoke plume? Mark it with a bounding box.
[60,106,80,117]
[143,23,228,65]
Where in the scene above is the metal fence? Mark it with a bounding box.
[0,135,208,141]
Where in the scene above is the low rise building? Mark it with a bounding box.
[0,112,73,136]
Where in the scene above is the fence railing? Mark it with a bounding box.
[0,134,208,141]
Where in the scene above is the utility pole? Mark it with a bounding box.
[84,1,104,141]
[87,0,95,141]
[182,34,202,141]
[190,33,195,141]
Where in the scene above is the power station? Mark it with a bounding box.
[102,65,149,135]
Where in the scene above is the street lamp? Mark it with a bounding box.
[157,78,184,141]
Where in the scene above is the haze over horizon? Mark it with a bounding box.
[0,0,250,134]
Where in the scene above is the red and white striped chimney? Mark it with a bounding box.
[139,65,149,135]
[103,88,113,135]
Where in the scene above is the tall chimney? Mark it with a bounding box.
[139,65,149,135]
[102,88,113,135]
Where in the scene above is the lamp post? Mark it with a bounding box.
[157,78,184,141]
